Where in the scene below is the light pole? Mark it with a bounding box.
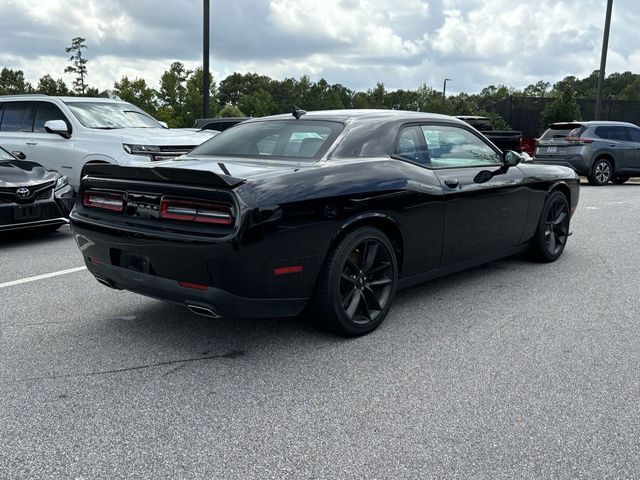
[203,0,210,119]
[595,0,613,120]
[443,78,451,113]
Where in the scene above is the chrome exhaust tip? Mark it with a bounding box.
[187,304,221,319]
[96,277,115,289]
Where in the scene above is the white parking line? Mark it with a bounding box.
[0,266,87,289]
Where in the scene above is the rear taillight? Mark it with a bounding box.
[83,190,125,212]
[565,137,593,144]
[160,198,234,225]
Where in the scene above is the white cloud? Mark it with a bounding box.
[0,0,638,94]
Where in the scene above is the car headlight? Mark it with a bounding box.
[123,144,161,156]
[55,176,68,190]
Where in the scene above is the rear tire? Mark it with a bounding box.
[527,191,571,262]
[314,227,398,337]
[612,175,629,185]
[587,158,612,185]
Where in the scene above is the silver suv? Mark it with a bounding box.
[534,121,640,185]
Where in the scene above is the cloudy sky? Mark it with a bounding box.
[0,0,638,94]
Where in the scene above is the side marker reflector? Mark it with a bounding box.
[178,281,209,291]
[274,265,304,276]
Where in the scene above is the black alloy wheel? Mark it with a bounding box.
[528,191,570,262]
[612,175,630,185]
[315,227,398,336]
[588,158,612,185]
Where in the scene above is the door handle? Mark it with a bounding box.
[609,143,616,147]
[26,140,38,145]
[444,178,459,188]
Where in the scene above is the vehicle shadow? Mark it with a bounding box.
[0,224,72,247]
[83,254,532,364]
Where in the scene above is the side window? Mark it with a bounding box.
[607,126,628,141]
[420,125,501,168]
[594,126,608,139]
[625,128,640,143]
[0,102,35,132]
[393,126,426,164]
[34,102,70,133]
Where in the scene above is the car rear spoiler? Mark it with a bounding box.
[82,164,246,189]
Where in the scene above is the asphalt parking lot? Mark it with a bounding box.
[1,184,640,479]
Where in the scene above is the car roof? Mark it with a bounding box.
[0,94,128,104]
[243,109,467,126]
[550,120,638,128]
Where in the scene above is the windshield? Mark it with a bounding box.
[64,101,161,129]
[189,120,343,161]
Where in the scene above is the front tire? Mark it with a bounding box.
[588,158,612,185]
[314,227,398,337]
[527,191,571,262]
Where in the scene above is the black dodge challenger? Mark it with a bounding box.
[70,110,579,336]
[1,146,74,232]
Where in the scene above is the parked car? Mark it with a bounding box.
[0,95,217,190]
[193,117,249,132]
[70,110,579,336]
[456,115,533,155]
[534,121,640,185]
[0,146,74,232]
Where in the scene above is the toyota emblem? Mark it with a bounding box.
[16,187,30,198]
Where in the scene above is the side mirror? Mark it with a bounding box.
[504,150,522,167]
[44,120,71,139]
[11,151,27,160]
[158,121,169,129]
[473,170,494,184]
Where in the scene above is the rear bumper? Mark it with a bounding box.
[532,156,590,176]
[86,261,308,319]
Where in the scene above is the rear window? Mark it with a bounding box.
[540,124,585,140]
[190,120,343,161]
[0,102,35,132]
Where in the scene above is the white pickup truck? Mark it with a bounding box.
[0,95,217,189]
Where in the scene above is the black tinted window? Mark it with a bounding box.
[626,128,640,143]
[34,102,70,132]
[393,126,428,164]
[190,120,343,161]
[595,126,628,141]
[0,102,35,132]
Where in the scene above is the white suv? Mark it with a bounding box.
[0,95,217,189]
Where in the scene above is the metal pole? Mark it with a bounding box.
[443,78,451,113]
[203,0,210,119]
[595,0,613,120]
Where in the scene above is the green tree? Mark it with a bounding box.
[217,72,271,108]
[84,86,109,97]
[367,82,390,108]
[239,89,276,117]
[541,89,581,129]
[183,67,217,125]
[0,68,33,95]
[158,62,190,126]
[113,76,158,114]
[522,80,551,97]
[36,74,69,95]
[64,37,88,95]
[218,104,245,117]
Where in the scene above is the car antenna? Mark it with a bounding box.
[292,106,307,120]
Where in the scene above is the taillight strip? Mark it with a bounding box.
[160,198,234,226]
[83,191,125,212]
